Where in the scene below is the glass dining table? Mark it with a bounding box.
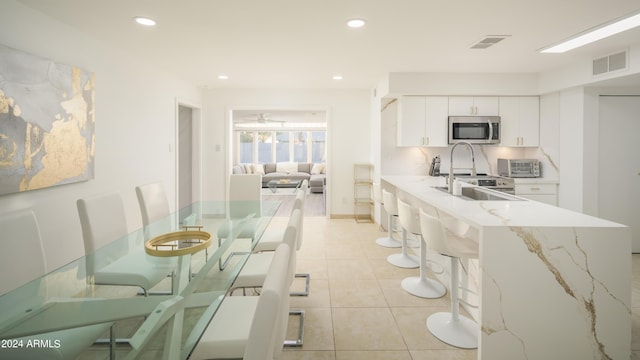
[0,200,281,359]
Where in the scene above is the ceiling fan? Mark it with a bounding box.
[235,113,286,124]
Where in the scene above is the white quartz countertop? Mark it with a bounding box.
[381,175,625,229]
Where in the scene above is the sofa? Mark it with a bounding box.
[232,162,326,193]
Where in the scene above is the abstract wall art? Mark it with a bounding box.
[0,44,95,196]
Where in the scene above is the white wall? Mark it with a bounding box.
[0,1,202,270]
[201,88,371,216]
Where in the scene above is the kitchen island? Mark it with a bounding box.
[382,175,630,360]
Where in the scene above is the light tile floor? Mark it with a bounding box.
[284,216,640,360]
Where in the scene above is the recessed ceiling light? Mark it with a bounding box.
[217,75,229,80]
[346,18,366,28]
[332,75,343,80]
[540,10,640,53]
[134,17,156,26]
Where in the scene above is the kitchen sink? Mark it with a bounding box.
[432,186,523,201]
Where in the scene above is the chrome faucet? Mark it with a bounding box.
[449,141,477,193]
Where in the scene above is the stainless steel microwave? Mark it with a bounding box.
[448,116,500,144]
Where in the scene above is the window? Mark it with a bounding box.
[257,132,272,163]
[238,131,254,163]
[234,129,326,164]
[293,131,307,162]
[275,131,289,162]
[311,131,326,163]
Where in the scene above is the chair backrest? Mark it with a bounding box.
[77,192,129,275]
[300,179,309,194]
[229,174,262,218]
[0,210,46,296]
[243,244,290,360]
[419,208,449,255]
[382,189,398,216]
[397,199,421,235]
[293,189,305,250]
[283,209,301,283]
[135,182,172,236]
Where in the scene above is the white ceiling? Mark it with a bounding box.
[17,0,640,89]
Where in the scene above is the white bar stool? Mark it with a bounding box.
[374,183,401,248]
[397,200,446,299]
[383,190,419,269]
[419,208,479,349]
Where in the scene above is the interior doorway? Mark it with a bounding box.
[230,109,328,217]
[177,102,202,212]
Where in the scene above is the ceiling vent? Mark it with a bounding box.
[593,50,628,76]
[470,35,510,49]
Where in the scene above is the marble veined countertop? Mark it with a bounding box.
[381,175,625,229]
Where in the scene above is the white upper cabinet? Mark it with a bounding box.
[448,96,499,116]
[499,96,540,146]
[397,96,448,147]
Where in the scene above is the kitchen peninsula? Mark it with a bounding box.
[381,175,630,360]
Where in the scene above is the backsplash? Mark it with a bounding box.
[380,97,560,179]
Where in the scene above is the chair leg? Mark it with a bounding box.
[290,273,310,297]
[376,214,402,248]
[387,228,419,268]
[284,309,305,347]
[426,256,478,349]
[401,236,446,298]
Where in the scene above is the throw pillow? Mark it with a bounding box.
[243,163,253,174]
[253,163,265,175]
[276,162,298,174]
[311,163,324,175]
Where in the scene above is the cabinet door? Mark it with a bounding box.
[397,96,426,146]
[499,96,540,146]
[473,96,500,115]
[449,96,499,115]
[498,97,520,146]
[424,96,449,146]
[519,97,539,146]
[448,96,475,115]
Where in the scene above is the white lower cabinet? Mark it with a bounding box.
[515,183,557,206]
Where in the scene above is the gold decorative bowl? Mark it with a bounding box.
[145,228,211,257]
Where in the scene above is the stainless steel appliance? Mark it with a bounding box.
[448,116,500,144]
[454,175,515,194]
[497,158,540,178]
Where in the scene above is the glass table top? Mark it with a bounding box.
[0,200,281,359]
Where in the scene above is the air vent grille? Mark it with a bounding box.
[593,50,628,76]
[470,35,510,50]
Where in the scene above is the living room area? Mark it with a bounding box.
[231,109,328,216]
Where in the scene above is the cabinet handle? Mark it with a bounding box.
[530,187,541,191]
[425,137,429,145]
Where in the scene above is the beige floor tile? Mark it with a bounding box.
[296,258,329,280]
[290,279,331,308]
[391,307,466,351]
[329,278,388,308]
[379,279,450,308]
[281,350,336,360]
[326,258,377,280]
[335,350,412,360]
[324,240,367,259]
[369,258,420,280]
[332,308,406,351]
[410,349,478,360]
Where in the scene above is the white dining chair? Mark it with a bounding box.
[135,181,172,237]
[77,192,175,296]
[420,208,479,349]
[217,174,263,269]
[230,208,305,347]
[0,209,112,360]
[189,244,291,360]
